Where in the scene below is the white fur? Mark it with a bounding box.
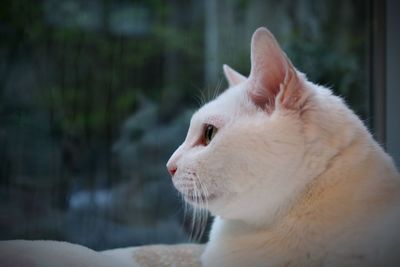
[0,240,137,267]
[167,27,400,267]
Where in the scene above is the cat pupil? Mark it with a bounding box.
[204,124,216,145]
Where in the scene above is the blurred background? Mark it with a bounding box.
[0,0,394,250]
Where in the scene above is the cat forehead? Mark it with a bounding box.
[191,102,225,128]
[191,109,226,128]
[191,84,255,126]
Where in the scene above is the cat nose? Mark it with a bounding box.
[167,165,177,176]
[167,146,183,176]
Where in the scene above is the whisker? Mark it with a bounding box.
[193,93,204,108]
[189,183,199,241]
[179,174,211,243]
[202,77,224,105]
[198,179,209,241]
[182,189,189,239]
[189,180,199,242]
[213,77,223,100]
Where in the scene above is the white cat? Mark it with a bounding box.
[166,27,400,267]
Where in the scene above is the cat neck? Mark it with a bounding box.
[217,131,400,234]
[290,135,399,227]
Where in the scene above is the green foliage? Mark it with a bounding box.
[1,0,204,138]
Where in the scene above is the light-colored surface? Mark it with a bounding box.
[103,244,204,267]
[0,240,204,267]
[0,240,135,267]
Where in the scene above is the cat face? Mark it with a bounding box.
[167,28,353,225]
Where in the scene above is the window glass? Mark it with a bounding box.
[0,0,369,250]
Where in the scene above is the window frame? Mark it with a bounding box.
[385,0,400,167]
[370,0,399,167]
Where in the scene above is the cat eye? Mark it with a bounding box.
[204,124,217,145]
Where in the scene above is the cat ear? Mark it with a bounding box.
[248,27,303,112]
[223,64,246,87]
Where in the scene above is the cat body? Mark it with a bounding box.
[167,28,400,267]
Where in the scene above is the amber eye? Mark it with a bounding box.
[204,124,217,145]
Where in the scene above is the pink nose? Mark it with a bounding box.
[168,165,177,176]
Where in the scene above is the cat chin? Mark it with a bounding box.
[183,192,237,216]
[183,192,218,206]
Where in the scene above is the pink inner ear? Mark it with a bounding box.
[278,67,304,110]
[247,28,295,112]
[248,58,287,111]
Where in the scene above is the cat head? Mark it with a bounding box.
[167,28,357,226]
